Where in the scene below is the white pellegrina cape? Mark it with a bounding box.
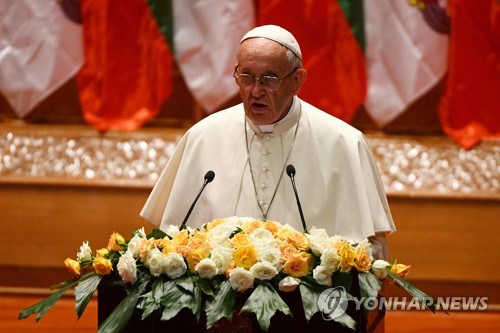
[141,97,395,244]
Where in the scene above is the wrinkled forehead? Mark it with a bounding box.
[237,38,290,70]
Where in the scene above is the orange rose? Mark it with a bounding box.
[107,232,126,252]
[262,220,279,235]
[225,260,236,279]
[279,243,299,264]
[276,227,309,251]
[96,248,110,258]
[354,247,372,272]
[391,263,411,279]
[233,244,258,270]
[139,238,156,262]
[230,233,251,248]
[241,220,263,234]
[172,229,189,247]
[187,230,209,250]
[282,252,312,278]
[338,243,357,272]
[64,258,81,278]
[186,248,208,272]
[93,257,113,275]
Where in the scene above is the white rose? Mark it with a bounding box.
[127,234,143,258]
[306,227,331,256]
[278,276,300,292]
[313,265,334,287]
[371,259,391,280]
[145,248,166,277]
[164,225,180,238]
[257,246,282,269]
[76,241,92,262]
[250,262,278,281]
[164,252,187,278]
[320,248,340,272]
[195,258,218,280]
[229,267,254,292]
[117,250,137,284]
[210,245,233,274]
[209,223,239,248]
[136,227,147,238]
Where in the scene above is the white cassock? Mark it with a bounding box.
[140,96,396,258]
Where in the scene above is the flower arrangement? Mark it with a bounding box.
[19,216,436,332]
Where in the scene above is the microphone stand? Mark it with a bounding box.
[286,165,308,233]
[180,171,215,230]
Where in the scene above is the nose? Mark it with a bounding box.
[250,78,266,96]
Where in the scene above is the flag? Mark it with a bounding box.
[77,0,174,131]
[364,0,449,127]
[439,0,500,149]
[0,0,83,117]
[173,0,255,113]
[257,0,366,122]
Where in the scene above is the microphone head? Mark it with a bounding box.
[204,170,215,183]
[286,164,296,177]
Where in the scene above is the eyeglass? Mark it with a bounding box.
[233,66,298,92]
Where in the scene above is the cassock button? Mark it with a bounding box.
[260,183,268,190]
[262,167,269,173]
[262,150,270,156]
[259,200,265,206]
[265,135,272,141]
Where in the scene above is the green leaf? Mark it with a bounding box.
[175,275,195,294]
[196,277,214,297]
[240,282,291,332]
[97,281,148,333]
[386,270,438,313]
[137,278,164,320]
[205,280,236,329]
[148,228,168,239]
[75,273,102,319]
[299,283,321,322]
[18,278,80,322]
[333,312,357,330]
[160,280,202,322]
[357,272,382,320]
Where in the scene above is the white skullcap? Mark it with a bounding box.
[240,25,302,60]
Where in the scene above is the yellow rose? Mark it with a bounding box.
[160,238,176,254]
[107,232,126,252]
[64,258,81,278]
[233,244,258,270]
[241,220,263,234]
[230,233,251,248]
[391,263,411,279]
[338,243,357,272]
[186,248,208,273]
[225,260,236,279]
[93,257,113,275]
[205,218,225,231]
[172,229,189,247]
[283,252,312,278]
[354,247,372,272]
[96,248,110,258]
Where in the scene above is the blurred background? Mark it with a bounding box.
[1,0,499,332]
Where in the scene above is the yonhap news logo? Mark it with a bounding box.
[317,286,489,317]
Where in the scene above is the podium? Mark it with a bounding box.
[97,271,382,333]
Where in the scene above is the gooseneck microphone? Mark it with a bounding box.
[180,170,215,230]
[286,165,308,233]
